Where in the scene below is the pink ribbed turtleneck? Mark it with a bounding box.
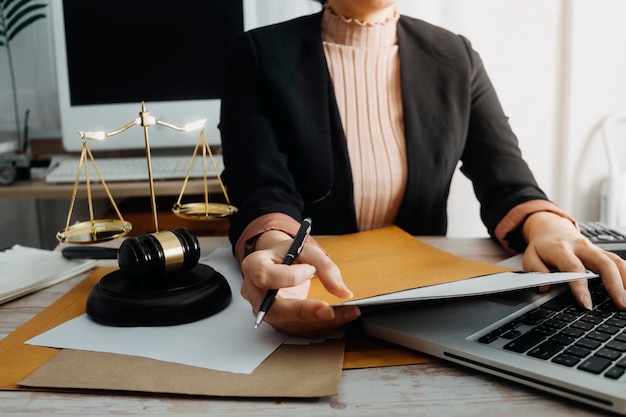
[321,6,407,231]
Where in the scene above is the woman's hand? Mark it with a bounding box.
[240,230,361,337]
[522,211,626,310]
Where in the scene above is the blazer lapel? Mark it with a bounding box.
[291,13,335,149]
[290,13,356,229]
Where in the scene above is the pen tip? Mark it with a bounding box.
[254,311,265,329]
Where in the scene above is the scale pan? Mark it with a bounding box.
[172,202,238,220]
[57,219,132,244]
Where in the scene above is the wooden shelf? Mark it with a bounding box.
[0,178,223,200]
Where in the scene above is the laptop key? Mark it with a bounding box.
[576,338,602,350]
[597,324,620,335]
[501,330,522,339]
[563,345,591,358]
[554,312,578,323]
[549,333,576,346]
[528,341,563,360]
[560,327,585,338]
[590,309,614,319]
[542,292,576,311]
[522,308,554,325]
[478,333,498,344]
[578,356,612,374]
[543,318,569,330]
[587,331,612,343]
[615,332,626,343]
[580,314,603,325]
[565,305,587,316]
[605,366,625,379]
[533,324,558,336]
[504,331,545,353]
[605,340,626,352]
[570,320,595,331]
[552,353,581,367]
[606,318,626,328]
[596,348,622,361]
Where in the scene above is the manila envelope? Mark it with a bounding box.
[0,267,344,398]
[309,226,513,305]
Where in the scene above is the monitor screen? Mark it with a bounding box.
[51,0,322,153]
[64,2,239,106]
[52,0,243,152]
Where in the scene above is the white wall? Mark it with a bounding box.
[398,0,626,234]
[1,0,625,248]
[0,12,58,137]
[244,0,321,28]
[397,0,562,237]
[563,0,626,225]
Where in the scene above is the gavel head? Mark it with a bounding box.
[117,227,200,278]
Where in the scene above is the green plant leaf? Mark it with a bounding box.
[0,0,20,11]
[2,0,22,8]
[1,0,46,40]
[6,2,46,22]
[4,0,39,18]
[7,12,45,41]
[3,0,30,24]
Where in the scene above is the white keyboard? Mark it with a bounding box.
[45,154,224,183]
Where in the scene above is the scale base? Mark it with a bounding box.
[86,264,231,326]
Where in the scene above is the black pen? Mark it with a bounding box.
[254,217,312,328]
[61,246,118,260]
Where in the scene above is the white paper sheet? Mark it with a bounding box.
[335,254,598,306]
[26,247,288,375]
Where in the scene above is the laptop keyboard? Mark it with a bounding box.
[579,221,626,244]
[478,279,626,379]
[45,154,224,183]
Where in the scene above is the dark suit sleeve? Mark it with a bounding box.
[456,36,549,236]
[219,33,304,247]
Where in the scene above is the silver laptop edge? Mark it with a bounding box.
[361,285,626,415]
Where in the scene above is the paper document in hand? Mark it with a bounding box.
[308,227,596,306]
[335,270,597,306]
[0,245,97,304]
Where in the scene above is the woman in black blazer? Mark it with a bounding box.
[220,0,626,336]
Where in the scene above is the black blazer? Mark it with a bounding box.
[220,11,548,247]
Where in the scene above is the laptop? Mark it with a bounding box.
[361,247,626,415]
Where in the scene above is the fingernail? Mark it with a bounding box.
[304,266,316,277]
[539,285,550,293]
[315,307,335,320]
[582,295,593,310]
[343,307,361,321]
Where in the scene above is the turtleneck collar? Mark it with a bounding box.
[321,5,399,48]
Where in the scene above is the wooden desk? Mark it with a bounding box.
[0,237,607,416]
[0,177,223,200]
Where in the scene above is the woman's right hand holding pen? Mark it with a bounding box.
[240,230,361,337]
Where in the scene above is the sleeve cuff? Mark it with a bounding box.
[234,213,303,262]
[495,200,578,253]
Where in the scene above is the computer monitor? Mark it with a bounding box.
[50,0,321,153]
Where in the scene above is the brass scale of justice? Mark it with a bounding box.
[57,102,236,327]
